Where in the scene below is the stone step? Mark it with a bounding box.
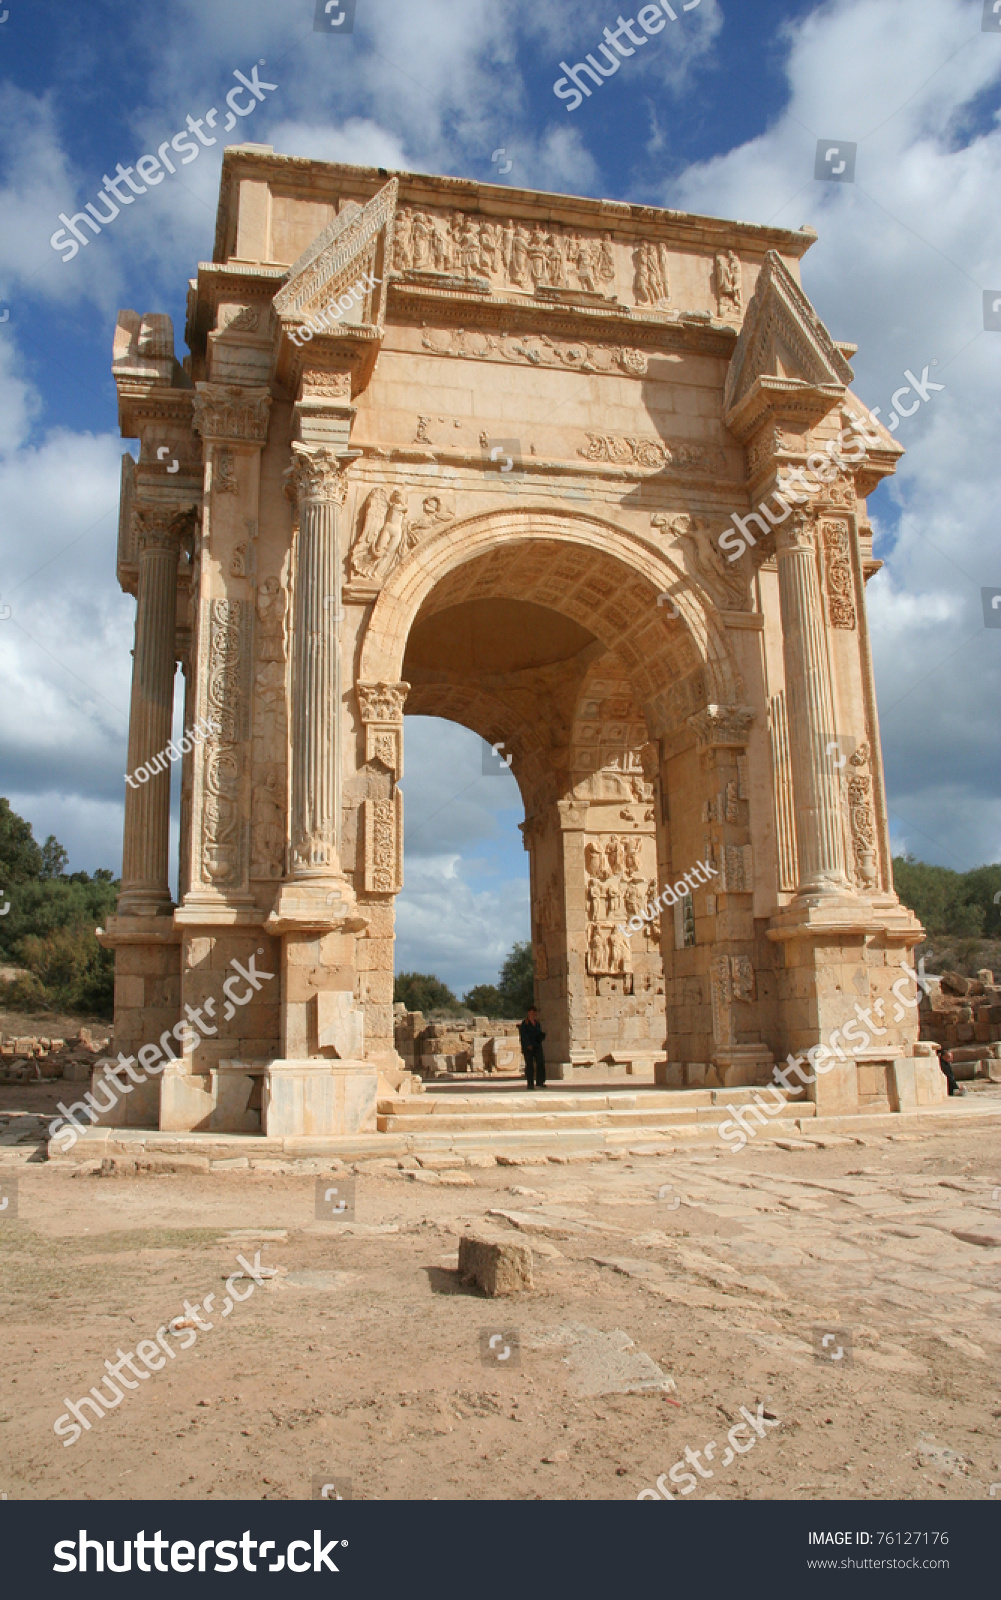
[378,1086,802,1116]
[377,1103,814,1134]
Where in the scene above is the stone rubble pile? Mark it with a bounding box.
[394,1007,522,1078]
[919,968,1001,1080]
[0,1026,111,1083]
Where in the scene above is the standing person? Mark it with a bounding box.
[938,1048,965,1096]
[519,1006,546,1091]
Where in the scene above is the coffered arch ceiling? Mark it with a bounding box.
[359,508,742,745]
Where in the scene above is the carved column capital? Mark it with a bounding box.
[356,681,410,724]
[192,384,272,445]
[356,681,410,779]
[134,503,195,554]
[687,703,755,749]
[283,443,350,506]
[773,507,818,556]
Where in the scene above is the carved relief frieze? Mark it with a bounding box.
[822,519,856,629]
[421,325,648,376]
[711,953,756,1047]
[202,598,251,888]
[580,434,727,476]
[688,703,755,749]
[363,793,403,893]
[396,207,616,296]
[842,741,879,892]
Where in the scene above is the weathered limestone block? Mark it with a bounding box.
[263,1059,377,1136]
[458,1232,534,1296]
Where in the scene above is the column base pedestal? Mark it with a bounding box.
[263,1058,377,1137]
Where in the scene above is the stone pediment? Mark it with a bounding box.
[273,177,397,335]
[723,250,853,426]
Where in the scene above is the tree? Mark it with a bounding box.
[497,940,535,1018]
[0,797,43,885]
[40,835,69,879]
[393,971,461,1014]
[462,983,508,1017]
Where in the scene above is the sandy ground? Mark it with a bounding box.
[1,1086,999,1503]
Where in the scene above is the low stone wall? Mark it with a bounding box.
[919,968,1001,1079]
[393,1008,522,1078]
[0,1026,110,1083]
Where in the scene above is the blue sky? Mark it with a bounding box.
[1,0,999,995]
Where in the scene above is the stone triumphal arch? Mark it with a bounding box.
[101,146,940,1139]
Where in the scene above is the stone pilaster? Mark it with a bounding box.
[774,510,849,899]
[118,508,189,916]
[286,444,348,877]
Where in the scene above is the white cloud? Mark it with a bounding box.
[661,0,1001,868]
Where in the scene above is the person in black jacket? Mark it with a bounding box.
[519,1007,546,1090]
[938,1048,965,1096]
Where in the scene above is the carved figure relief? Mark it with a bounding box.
[350,489,453,585]
[652,512,750,612]
[714,249,742,316]
[230,542,249,578]
[633,241,670,307]
[394,206,617,297]
[822,520,856,629]
[256,577,287,663]
[250,766,285,880]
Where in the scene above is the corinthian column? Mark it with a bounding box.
[285,444,349,878]
[119,509,186,915]
[775,511,849,897]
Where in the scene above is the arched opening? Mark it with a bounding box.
[358,509,741,1078]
